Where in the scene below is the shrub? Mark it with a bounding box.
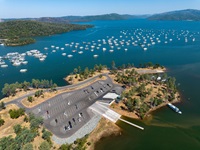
[9,108,25,119]
[0,117,5,127]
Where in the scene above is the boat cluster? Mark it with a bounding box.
[0,28,198,73]
[0,50,47,73]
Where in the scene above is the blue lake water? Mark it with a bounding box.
[1,19,200,149]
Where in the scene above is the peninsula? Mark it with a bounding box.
[0,62,180,150]
[0,20,93,46]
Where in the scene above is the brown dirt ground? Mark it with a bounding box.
[0,104,60,149]
[86,117,122,150]
[1,89,40,103]
[65,69,109,85]
[0,104,29,138]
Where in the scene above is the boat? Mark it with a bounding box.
[62,53,66,56]
[167,103,182,114]
[67,54,73,58]
[1,64,8,68]
[20,69,27,73]
[143,47,147,51]
[93,55,98,58]
[78,51,83,54]
[22,61,28,65]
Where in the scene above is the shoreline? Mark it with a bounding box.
[0,64,181,149]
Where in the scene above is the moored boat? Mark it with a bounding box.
[167,103,182,114]
[20,69,27,73]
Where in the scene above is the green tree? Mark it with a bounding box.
[39,141,51,150]
[32,79,40,88]
[0,102,6,110]
[2,83,17,97]
[59,144,71,150]
[9,108,25,119]
[13,124,22,135]
[73,68,78,75]
[0,136,15,150]
[30,116,43,130]
[27,96,34,103]
[15,128,37,148]
[21,81,30,91]
[125,99,134,112]
[42,130,52,141]
[0,117,5,127]
[35,90,43,97]
[23,143,33,150]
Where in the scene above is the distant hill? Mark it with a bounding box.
[0,20,93,46]
[148,9,200,21]
[2,13,148,24]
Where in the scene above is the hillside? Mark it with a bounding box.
[148,9,200,21]
[2,13,148,24]
[0,20,93,46]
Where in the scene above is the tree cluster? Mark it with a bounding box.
[0,126,37,150]
[9,108,25,119]
[59,134,88,150]
[2,79,57,97]
[0,20,93,46]
[34,90,44,98]
[72,64,107,81]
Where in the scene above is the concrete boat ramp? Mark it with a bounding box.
[89,101,144,130]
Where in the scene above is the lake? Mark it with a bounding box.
[1,19,200,149]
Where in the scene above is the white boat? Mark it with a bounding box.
[109,50,114,53]
[0,61,5,65]
[13,62,21,66]
[78,51,83,54]
[67,54,73,58]
[22,61,28,65]
[20,69,27,73]
[167,103,182,114]
[62,53,66,56]
[1,64,8,68]
[93,55,98,58]
[39,58,45,61]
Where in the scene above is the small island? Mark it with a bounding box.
[0,20,93,46]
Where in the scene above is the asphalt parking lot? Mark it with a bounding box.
[31,79,123,138]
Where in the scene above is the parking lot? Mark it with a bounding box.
[31,79,121,138]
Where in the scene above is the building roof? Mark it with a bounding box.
[103,93,119,100]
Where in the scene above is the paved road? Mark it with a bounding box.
[5,73,110,108]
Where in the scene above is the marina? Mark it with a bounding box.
[0,19,200,150]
